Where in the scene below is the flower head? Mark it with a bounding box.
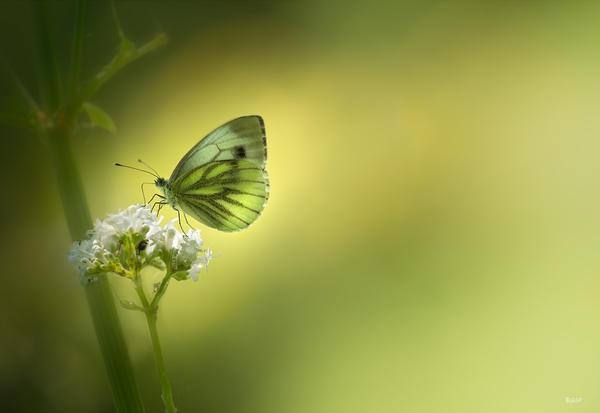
[68,204,217,285]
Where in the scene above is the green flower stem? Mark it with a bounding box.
[151,271,175,308]
[133,273,178,413]
[146,312,177,413]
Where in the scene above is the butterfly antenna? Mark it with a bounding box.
[114,162,160,178]
[138,159,161,178]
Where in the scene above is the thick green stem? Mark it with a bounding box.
[47,131,145,413]
[85,278,146,412]
[38,4,145,408]
[28,2,168,411]
[134,276,178,413]
[47,130,91,239]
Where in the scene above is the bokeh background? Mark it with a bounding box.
[2,1,600,412]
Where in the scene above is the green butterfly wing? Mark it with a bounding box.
[171,159,270,232]
[169,116,267,182]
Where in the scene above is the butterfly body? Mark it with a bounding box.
[154,116,270,232]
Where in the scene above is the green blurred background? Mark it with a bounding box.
[2,1,600,412]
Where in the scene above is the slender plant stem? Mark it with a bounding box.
[110,0,125,38]
[151,272,174,308]
[68,32,167,121]
[134,275,178,413]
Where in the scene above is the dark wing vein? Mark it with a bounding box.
[171,159,269,232]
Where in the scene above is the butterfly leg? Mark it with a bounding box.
[183,212,196,233]
[152,199,166,214]
[176,209,187,235]
[147,193,164,207]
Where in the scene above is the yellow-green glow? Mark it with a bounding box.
[2,1,600,412]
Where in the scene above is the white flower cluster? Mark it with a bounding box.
[68,204,216,285]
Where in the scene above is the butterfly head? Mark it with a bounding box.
[154,177,171,203]
[155,177,167,188]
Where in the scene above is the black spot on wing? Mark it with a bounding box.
[234,145,246,159]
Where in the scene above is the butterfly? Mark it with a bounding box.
[119,116,270,232]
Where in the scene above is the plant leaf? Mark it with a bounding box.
[68,32,167,123]
[83,101,116,133]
